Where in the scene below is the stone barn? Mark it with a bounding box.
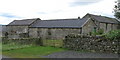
[29,18,84,40]
[6,13,120,39]
[81,13,120,34]
[6,18,40,39]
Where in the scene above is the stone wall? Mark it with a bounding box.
[82,19,97,35]
[2,37,42,45]
[1,25,7,37]
[29,28,38,38]
[113,24,120,29]
[99,23,119,33]
[63,34,119,54]
[6,26,29,39]
[29,28,81,40]
[0,25,2,37]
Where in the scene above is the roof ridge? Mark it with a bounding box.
[14,18,40,21]
[86,13,119,24]
[88,13,115,19]
[42,18,80,21]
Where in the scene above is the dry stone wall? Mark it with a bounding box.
[2,37,42,46]
[63,34,119,54]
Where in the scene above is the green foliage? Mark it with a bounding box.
[114,12,120,19]
[114,1,120,19]
[105,30,120,40]
[91,29,104,35]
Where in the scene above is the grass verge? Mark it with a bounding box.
[2,46,66,58]
[2,43,33,51]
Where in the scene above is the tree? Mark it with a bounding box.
[114,0,120,19]
[114,12,120,19]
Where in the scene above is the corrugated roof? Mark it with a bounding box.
[30,19,87,28]
[87,13,119,24]
[8,18,40,26]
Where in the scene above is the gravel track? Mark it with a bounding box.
[42,51,119,58]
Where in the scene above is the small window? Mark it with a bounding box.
[80,28,82,34]
[111,24,113,30]
[48,29,51,35]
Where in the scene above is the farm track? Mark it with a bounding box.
[42,51,119,58]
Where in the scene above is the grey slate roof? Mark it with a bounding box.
[8,13,119,28]
[30,14,119,28]
[87,13,119,24]
[8,18,40,26]
[30,19,87,28]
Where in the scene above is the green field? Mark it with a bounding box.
[3,46,66,58]
[2,39,66,58]
[2,43,33,51]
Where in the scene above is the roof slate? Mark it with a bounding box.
[87,13,119,24]
[8,14,119,28]
[8,18,40,26]
[30,14,119,28]
[30,19,87,28]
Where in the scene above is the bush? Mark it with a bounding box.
[91,29,104,35]
[104,30,120,40]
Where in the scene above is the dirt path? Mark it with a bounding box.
[42,51,119,58]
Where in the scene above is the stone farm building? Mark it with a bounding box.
[6,13,120,39]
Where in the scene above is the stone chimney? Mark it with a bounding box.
[78,17,80,19]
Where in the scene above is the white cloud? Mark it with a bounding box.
[0,16,18,24]
[72,0,102,2]
[0,0,116,25]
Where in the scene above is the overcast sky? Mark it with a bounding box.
[0,0,116,25]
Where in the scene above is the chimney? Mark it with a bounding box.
[78,17,80,19]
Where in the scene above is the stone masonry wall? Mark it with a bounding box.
[29,28,38,38]
[82,19,97,35]
[99,23,119,33]
[29,28,81,40]
[63,34,119,54]
[6,26,29,39]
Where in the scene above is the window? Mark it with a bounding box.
[111,24,113,30]
[93,27,97,32]
[48,29,51,35]
[80,28,82,34]
[106,23,108,30]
